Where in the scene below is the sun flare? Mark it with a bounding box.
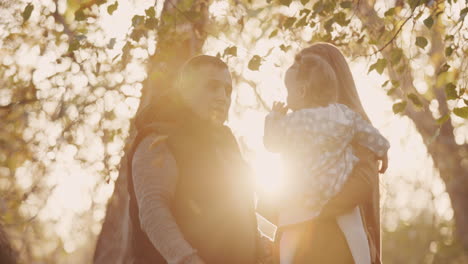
[252,152,285,196]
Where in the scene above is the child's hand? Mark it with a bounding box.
[378,153,388,173]
[272,101,288,115]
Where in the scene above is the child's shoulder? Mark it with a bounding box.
[331,103,353,112]
[330,103,361,118]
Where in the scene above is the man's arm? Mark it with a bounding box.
[132,136,203,264]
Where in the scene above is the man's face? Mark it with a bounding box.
[179,64,232,125]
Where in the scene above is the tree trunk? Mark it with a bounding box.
[93,1,209,263]
[357,0,468,252]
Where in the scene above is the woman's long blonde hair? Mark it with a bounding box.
[298,42,370,122]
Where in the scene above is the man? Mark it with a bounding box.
[127,55,267,264]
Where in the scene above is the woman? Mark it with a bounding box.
[259,43,382,264]
[126,55,261,264]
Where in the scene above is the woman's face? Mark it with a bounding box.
[179,64,232,125]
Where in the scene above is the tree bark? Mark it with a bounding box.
[93,1,210,263]
[357,0,468,252]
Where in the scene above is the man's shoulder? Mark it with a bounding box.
[133,133,173,162]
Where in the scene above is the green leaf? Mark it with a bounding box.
[107,1,118,15]
[76,34,86,41]
[391,80,400,88]
[22,3,34,22]
[423,16,434,29]
[324,18,334,32]
[459,7,468,21]
[300,0,309,5]
[415,36,428,49]
[223,46,237,57]
[381,80,390,87]
[269,29,278,38]
[283,17,296,29]
[107,38,116,49]
[132,15,145,27]
[248,55,262,71]
[75,9,86,21]
[453,107,468,119]
[445,83,458,100]
[464,99,468,106]
[408,93,422,107]
[392,101,407,114]
[384,8,395,17]
[68,39,80,52]
[409,0,423,9]
[295,16,308,27]
[145,17,158,29]
[300,9,311,16]
[368,58,387,75]
[387,87,396,96]
[312,1,324,14]
[279,0,292,6]
[334,11,349,26]
[280,44,291,52]
[390,48,403,65]
[439,63,450,74]
[445,46,454,57]
[340,1,352,8]
[130,29,144,41]
[459,88,466,97]
[145,6,156,18]
[436,114,450,124]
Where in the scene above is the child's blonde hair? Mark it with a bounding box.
[296,53,339,106]
[298,42,370,122]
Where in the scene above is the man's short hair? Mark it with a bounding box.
[177,55,229,90]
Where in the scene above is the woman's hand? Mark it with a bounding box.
[272,101,288,115]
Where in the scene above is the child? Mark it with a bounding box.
[264,54,389,264]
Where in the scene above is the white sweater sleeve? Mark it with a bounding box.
[132,135,197,264]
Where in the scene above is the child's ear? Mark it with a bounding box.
[299,84,307,99]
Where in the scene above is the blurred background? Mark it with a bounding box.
[0,0,467,263]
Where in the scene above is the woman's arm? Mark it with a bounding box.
[318,145,379,220]
[132,135,202,264]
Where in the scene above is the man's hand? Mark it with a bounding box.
[272,101,288,116]
[378,153,388,173]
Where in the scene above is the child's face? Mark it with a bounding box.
[284,64,307,111]
[285,54,338,110]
